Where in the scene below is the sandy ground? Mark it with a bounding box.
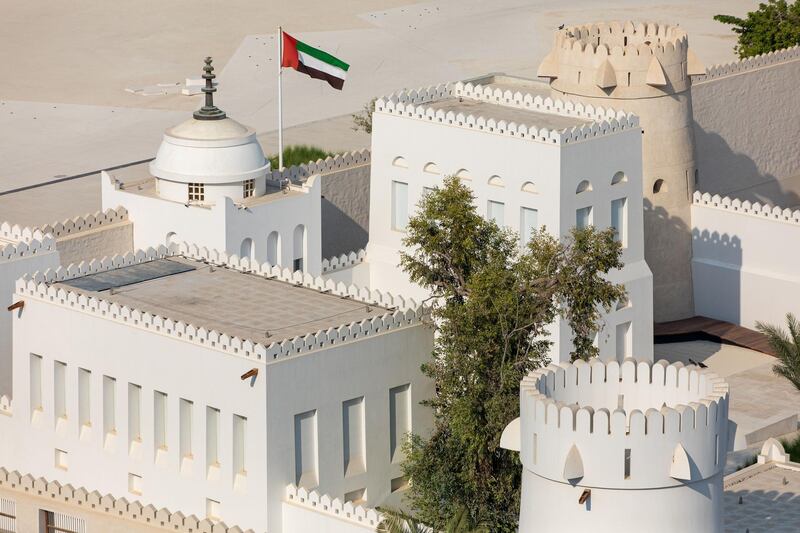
[0,0,760,224]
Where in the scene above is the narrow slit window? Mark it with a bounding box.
[389,384,411,463]
[206,406,220,473]
[576,206,592,229]
[128,383,142,445]
[715,434,719,466]
[103,376,116,437]
[294,410,318,488]
[624,448,631,479]
[54,361,67,421]
[154,391,168,451]
[180,399,193,459]
[30,354,43,416]
[533,433,538,464]
[78,368,91,428]
[233,414,247,475]
[391,181,409,230]
[343,397,366,477]
[611,197,628,247]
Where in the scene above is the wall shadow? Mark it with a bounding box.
[690,229,742,325]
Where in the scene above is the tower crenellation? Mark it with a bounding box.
[511,358,729,533]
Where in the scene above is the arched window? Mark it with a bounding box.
[392,156,408,168]
[293,225,306,272]
[521,181,537,194]
[455,168,471,181]
[576,180,593,194]
[165,232,178,247]
[267,231,281,266]
[653,179,667,194]
[611,172,627,185]
[423,162,441,174]
[240,238,254,261]
[488,175,505,188]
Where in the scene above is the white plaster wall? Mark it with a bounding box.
[282,501,375,533]
[692,198,800,328]
[363,110,652,362]
[692,58,800,202]
[264,325,434,533]
[0,250,60,397]
[518,469,724,533]
[4,297,269,532]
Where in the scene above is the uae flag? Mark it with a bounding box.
[281,32,349,90]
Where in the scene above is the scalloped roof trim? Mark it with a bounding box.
[693,191,800,225]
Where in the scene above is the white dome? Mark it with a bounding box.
[150,116,270,184]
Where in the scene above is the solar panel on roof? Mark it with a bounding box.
[59,259,197,292]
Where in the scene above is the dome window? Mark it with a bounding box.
[188,182,205,203]
[243,179,255,199]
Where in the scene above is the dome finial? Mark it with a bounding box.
[193,56,227,121]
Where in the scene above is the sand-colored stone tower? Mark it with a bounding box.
[538,22,705,321]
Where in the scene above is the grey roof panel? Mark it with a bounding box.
[60,259,196,292]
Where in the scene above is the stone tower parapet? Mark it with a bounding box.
[508,358,729,533]
[539,21,705,321]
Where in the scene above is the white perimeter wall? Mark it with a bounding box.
[692,193,800,328]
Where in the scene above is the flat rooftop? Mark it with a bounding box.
[724,464,800,531]
[425,96,592,131]
[56,257,389,344]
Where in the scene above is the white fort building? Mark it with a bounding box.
[2,19,800,533]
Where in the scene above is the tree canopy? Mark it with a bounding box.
[715,1,800,58]
[398,176,625,531]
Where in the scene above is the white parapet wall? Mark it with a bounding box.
[691,191,800,328]
[281,485,383,533]
[509,358,729,533]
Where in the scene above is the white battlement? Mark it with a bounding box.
[693,190,800,225]
[555,21,688,61]
[0,468,252,533]
[374,82,639,145]
[284,485,383,530]
[321,248,366,273]
[520,358,729,489]
[693,44,800,83]
[14,243,425,363]
[37,207,129,239]
[267,149,371,183]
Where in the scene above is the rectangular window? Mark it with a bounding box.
[624,448,632,479]
[243,178,255,198]
[389,384,411,463]
[233,414,247,475]
[576,206,593,229]
[344,488,366,505]
[30,354,43,416]
[54,448,68,471]
[206,406,220,472]
[40,510,85,533]
[128,473,143,496]
[0,496,16,532]
[616,322,632,362]
[180,399,193,459]
[391,476,409,493]
[103,376,116,437]
[128,383,142,445]
[54,361,67,421]
[78,368,91,428]
[294,410,318,488]
[391,181,409,230]
[487,200,505,226]
[154,391,168,451]
[611,197,628,246]
[343,397,366,477]
[188,182,205,202]
[520,207,539,245]
[206,498,221,522]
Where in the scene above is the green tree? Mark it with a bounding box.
[377,506,488,533]
[756,312,800,391]
[715,1,800,58]
[352,98,376,134]
[268,145,333,169]
[398,176,625,531]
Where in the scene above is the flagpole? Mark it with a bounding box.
[277,26,284,171]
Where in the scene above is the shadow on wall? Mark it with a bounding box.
[321,197,368,258]
[643,198,694,322]
[691,229,742,326]
[694,124,800,208]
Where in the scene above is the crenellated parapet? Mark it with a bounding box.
[692,191,800,225]
[693,44,800,83]
[540,21,705,98]
[13,243,425,363]
[0,467,254,533]
[321,249,366,273]
[0,222,56,263]
[284,484,384,530]
[37,207,129,239]
[375,81,639,145]
[266,149,371,184]
[517,358,729,489]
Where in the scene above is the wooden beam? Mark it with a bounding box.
[240,368,258,381]
[7,300,24,312]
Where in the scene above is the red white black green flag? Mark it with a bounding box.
[281,31,350,90]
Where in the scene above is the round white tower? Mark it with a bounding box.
[149,57,270,205]
[507,358,729,533]
[538,22,705,321]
